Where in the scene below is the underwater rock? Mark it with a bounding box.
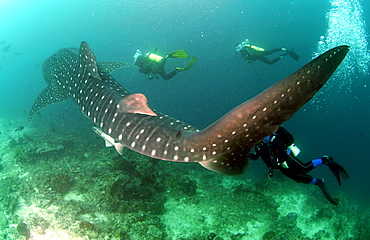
[313,230,330,239]
[108,175,166,214]
[7,138,18,148]
[106,155,167,214]
[207,232,221,240]
[14,126,24,132]
[29,215,49,235]
[79,221,95,230]
[50,173,72,195]
[36,143,65,155]
[262,231,276,240]
[230,232,246,240]
[314,208,334,220]
[166,175,198,197]
[16,222,30,238]
[282,212,298,228]
[0,212,8,227]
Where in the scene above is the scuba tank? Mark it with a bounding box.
[147,53,163,62]
[287,144,301,156]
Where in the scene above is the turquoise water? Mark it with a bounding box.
[0,0,369,239]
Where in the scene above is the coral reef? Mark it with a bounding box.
[0,118,369,239]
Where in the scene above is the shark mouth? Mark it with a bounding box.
[29,42,349,175]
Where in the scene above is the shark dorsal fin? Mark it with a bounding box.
[118,93,157,116]
[78,41,101,80]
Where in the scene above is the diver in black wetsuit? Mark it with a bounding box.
[235,39,299,65]
[133,49,196,80]
[249,126,349,205]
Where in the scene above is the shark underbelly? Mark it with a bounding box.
[67,73,202,162]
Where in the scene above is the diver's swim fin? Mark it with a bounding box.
[176,56,197,72]
[315,179,339,206]
[168,50,189,58]
[287,48,300,61]
[328,162,349,186]
[322,155,349,186]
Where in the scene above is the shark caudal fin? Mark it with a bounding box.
[191,45,349,175]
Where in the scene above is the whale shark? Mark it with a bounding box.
[29,42,348,175]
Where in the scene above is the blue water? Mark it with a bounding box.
[1,0,369,233]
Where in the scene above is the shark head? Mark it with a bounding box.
[29,42,349,175]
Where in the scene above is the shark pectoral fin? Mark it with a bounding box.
[98,61,138,73]
[92,127,126,154]
[115,143,125,155]
[28,85,68,122]
[199,149,249,176]
[92,127,117,147]
[118,93,157,116]
[105,139,114,147]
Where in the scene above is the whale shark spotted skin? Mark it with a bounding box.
[29,42,348,175]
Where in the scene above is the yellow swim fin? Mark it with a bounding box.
[168,50,189,58]
[176,56,197,72]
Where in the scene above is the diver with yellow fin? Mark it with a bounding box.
[235,38,300,65]
[133,49,197,80]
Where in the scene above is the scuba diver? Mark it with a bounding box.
[235,39,300,65]
[133,49,197,80]
[249,126,349,206]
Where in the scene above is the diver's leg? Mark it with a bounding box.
[287,153,347,187]
[312,178,339,205]
[159,69,178,81]
[285,155,316,173]
[258,56,278,65]
[257,48,289,65]
[279,168,313,184]
[261,48,286,56]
